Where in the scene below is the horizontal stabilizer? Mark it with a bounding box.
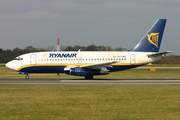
[147,51,173,57]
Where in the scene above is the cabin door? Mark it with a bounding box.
[130,54,136,65]
[30,54,37,65]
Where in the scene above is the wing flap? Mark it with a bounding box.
[80,61,117,70]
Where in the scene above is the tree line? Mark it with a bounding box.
[0,44,179,64]
[153,54,180,64]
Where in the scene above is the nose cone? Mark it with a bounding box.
[6,61,16,71]
[6,61,12,69]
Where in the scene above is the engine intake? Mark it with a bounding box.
[67,67,109,76]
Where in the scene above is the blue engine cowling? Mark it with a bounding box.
[67,68,109,76]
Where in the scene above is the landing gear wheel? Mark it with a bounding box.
[25,76,29,79]
[85,75,93,79]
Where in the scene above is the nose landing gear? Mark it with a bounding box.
[19,72,29,79]
[25,75,29,79]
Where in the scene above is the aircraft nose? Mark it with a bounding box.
[6,61,13,70]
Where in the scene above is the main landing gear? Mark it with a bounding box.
[85,75,93,79]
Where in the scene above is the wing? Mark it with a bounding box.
[64,61,117,71]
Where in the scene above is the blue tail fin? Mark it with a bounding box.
[129,19,166,52]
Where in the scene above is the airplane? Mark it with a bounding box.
[6,19,173,79]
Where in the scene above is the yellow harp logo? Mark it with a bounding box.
[43,54,47,58]
[147,33,159,48]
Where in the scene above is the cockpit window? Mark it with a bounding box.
[14,57,23,61]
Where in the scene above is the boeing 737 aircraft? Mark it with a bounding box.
[6,19,173,79]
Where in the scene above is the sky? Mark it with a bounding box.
[0,0,180,55]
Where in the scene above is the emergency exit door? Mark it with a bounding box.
[130,54,136,65]
[30,54,36,65]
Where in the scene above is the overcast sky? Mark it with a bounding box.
[0,0,180,55]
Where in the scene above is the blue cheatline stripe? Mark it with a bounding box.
[19,63,147,73]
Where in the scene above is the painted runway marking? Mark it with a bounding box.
[1,78,180,85]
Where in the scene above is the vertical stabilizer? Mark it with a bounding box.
[129,19,166,52]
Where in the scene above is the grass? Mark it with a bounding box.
[0,63,5,67]
[0,85,180,120]
[142,64,180,67]
[1,64,180,119]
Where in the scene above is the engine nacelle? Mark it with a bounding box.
[67,68,109,76]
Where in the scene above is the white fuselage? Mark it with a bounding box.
[6,51,161,74]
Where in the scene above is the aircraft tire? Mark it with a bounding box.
[85,75,93,79]
[25,76,29,79]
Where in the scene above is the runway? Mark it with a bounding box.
[1,78,180,85]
